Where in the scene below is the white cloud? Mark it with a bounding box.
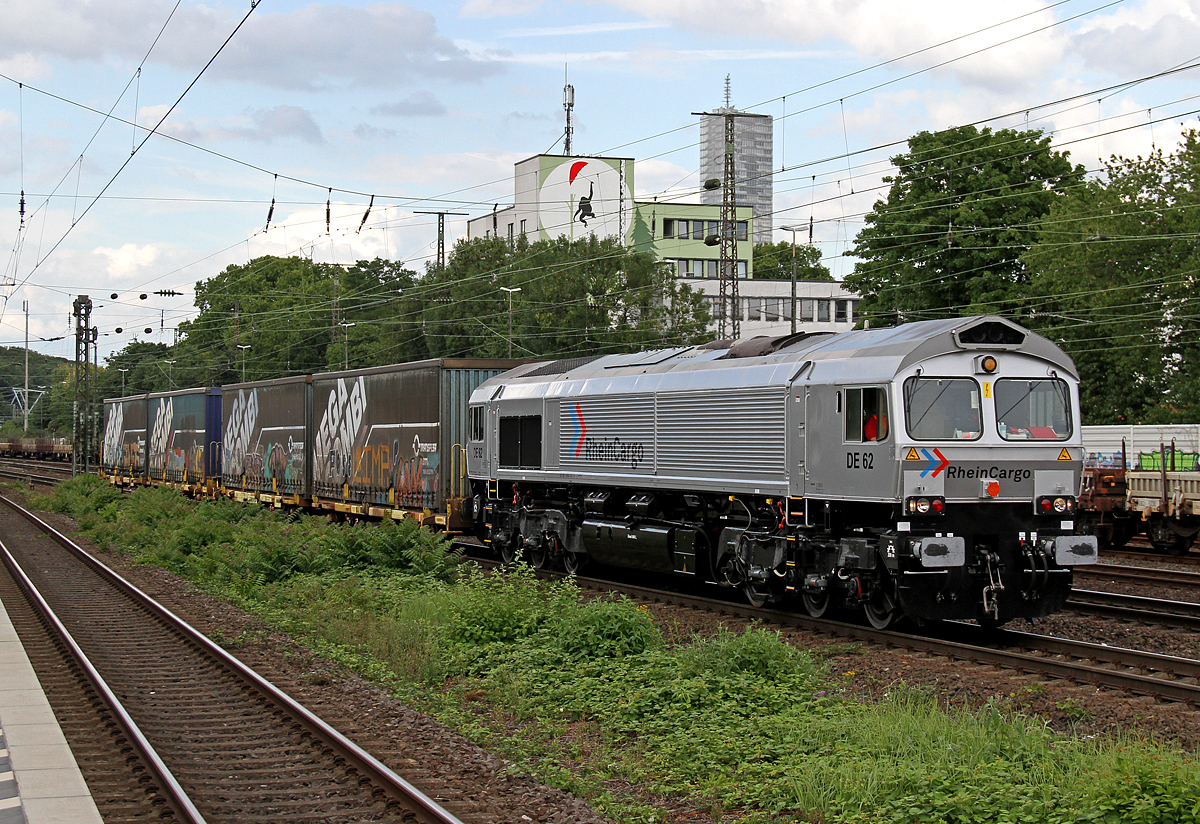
[0,1,504,90]
[459,0,545,19]
[501,21,668,37]
[93,242,161,280]
[596,0,1067,90]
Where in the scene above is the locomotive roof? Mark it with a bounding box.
[484,315,1077,395]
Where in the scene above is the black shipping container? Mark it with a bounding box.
[311,359,520,528]
[102,394,150,478]
[147,387,222,485]
[221,376,312,500]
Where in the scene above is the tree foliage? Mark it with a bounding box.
[845,125,1084,325]
[420,234,711,358]
[751,241,832,281]
[1022,133,1200,423]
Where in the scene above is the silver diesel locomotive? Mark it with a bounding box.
[466,316,1098,627]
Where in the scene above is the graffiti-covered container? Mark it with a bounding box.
[146,387,222,484]
[311,359,520,526]
[102,394,150,478]
[221,376,312,499]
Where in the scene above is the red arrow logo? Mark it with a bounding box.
[931,448,949,478]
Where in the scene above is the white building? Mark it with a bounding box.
[681,277,860,338]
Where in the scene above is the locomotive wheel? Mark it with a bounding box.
[499,532,518,564]
[863,599,896,630]
[563,550,584,574]
[527,542,547,569]
[743,583,771,608]
[802,589,831,618]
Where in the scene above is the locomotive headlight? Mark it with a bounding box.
[915,497,931,514]
[1053,497,1068,513]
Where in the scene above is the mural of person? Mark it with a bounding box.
[573,181,595,227]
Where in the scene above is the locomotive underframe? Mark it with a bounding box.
[475,479,1078,626]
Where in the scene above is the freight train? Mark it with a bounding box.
[1078,424,1200,554]
[0,437,72,460]
[102,360,520,531]
[102,316,1099,628]
[466,315,1098,628]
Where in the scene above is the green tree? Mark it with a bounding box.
[421,235,710,358]
[845,125,1084,325]
[751,241,832,281]
[1022,133,1200,423]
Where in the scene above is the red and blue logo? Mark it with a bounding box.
[571,403,588,457]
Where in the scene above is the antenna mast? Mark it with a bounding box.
[563,67,575,156]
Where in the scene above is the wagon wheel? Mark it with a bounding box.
[802,589,831,618]
[1146,521,1191,556]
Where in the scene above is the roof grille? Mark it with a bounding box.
[520,355,602,379]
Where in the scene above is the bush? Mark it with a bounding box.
[554,598,659,660]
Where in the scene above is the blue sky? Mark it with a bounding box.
[1,0,1198,360]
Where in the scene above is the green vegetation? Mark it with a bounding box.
[751,241,832,282]
[845,124,1084,326]
[36,476,1200,823]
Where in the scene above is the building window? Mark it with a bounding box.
[851,300,861,318]
[818,299,831,322]
[765,298,780,322]
[508,223,514,242]
[663,218,675,238]
[692,221,704,240]
[800,299,815,321]
[736,221,748,241]
[678,219,689,238]
[520,219,527,237]
[835,300,848,323]
[707,295,725,320]
[708,220,718,237]
[737,260,747,278]
[706,259,718,278]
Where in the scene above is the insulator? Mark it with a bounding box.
[326,189,331,235]
[265,197,275,232]
[357,194,374,234]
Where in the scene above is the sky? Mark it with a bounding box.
[1,0,1199,362]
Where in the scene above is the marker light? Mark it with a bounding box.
[906,496,946,516]
[1036,496,1076,515]
[981,356,997,373]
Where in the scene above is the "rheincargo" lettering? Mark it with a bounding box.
[945,466,1032,482]
[581,436,645,470]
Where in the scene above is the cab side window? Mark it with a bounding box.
[844,387,888,443]
[469,406,484,441]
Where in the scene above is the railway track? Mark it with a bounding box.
[457,544,1200,706]
[1066,589,1200,629]
[0,494,466,824]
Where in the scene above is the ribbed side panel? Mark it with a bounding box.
[560,395,655,473]
[656,387,787,480]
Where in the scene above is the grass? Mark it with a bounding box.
[33,475,1200,824]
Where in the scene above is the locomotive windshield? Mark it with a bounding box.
[903,377,982,440]
[995,378,1072,440]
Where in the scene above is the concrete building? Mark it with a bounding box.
[466,152,857,339]
[699,107,773,245]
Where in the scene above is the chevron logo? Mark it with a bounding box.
[920,447,950,478]
[571,403,588,457]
